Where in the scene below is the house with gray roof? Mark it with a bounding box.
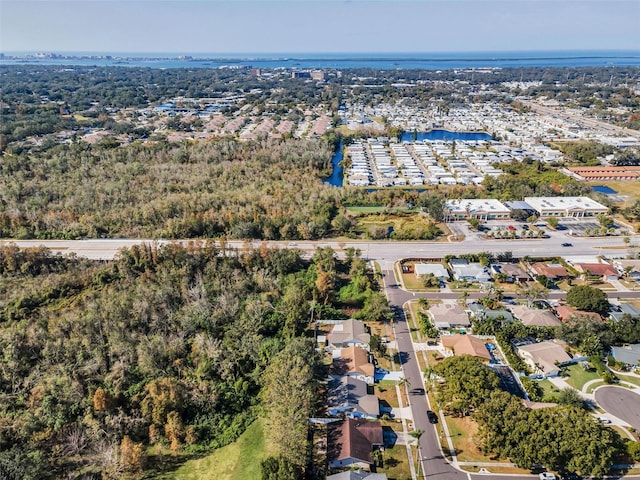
[451,262,491,283]
[511,305,561,327]
[414,263,449,281]
[517,340,578,377]
[609,303,640,322]
[328,319,371,349]
[328,376,380,419]
[611,344,640,367]
[428,303,470,328]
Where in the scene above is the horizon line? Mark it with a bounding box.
[4,48,640,56]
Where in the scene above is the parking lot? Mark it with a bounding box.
[560,219,624,237]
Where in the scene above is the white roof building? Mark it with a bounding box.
[444,199,510,221]
[523,197,608,218]
[414,263,449,280]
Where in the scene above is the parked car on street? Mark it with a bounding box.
[426,410,438,424]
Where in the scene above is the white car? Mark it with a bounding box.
[539,474,557,480]
[597,416,612,424]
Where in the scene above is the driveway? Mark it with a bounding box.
[594,386,640,431]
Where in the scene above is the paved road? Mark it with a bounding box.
[595,387,640,431]
[383,264,538,480]
[383,265,468,480]
[3,232,632,261]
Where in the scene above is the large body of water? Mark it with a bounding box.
[2,51,640,70]
[324,130,491,187]
[400,130,491,142]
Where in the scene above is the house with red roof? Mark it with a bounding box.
[328,418,384,470]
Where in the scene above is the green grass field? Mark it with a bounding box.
[380,444,412,480]
[346,206,390,214]
[616,373,640,388]
[563,364,600,391]
[169,419,270,480]
[538,379,561,399]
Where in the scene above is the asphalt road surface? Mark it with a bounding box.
[3,232,632,261]
[382,264,539,480]
[595,387,640,432]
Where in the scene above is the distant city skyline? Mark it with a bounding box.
[2,0,639,54]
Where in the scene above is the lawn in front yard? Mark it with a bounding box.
[400,268,441,292]
[380,443,412,480]
[446,415,495,463]
[537,378,561,399]
[616,373,640,388]
[562,364,601,391]
[378,380,400,409]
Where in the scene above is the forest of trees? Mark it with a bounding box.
[0,243,383,479]
[0,138,346,239]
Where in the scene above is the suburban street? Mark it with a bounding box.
[595,387,640,432]
[383,264,538,480]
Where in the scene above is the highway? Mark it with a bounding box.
[2,229,632,261]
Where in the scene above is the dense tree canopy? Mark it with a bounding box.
[0,243,353,478]
[475,391,619,477]
[435,357,623,476]
[566,285,610,316]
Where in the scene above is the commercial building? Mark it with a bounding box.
[568,166,640,181]
[444,199,510,221]
[523,196,608,218]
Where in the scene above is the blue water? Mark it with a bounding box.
[400,130,492,142]
[2,50,640,69]
[323,141,344,187]
[592,185,618,194]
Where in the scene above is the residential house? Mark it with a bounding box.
[328,418,384,470]
[491,263,531,283]
[333,345,376,385]
[428,303,470,329]
[510,305,562,327]
[613,259,640,281]
[574,263,619,282]
[609,303,640,322]
[516,340,577,377]
[441,334,492,361]
[469,304,515,323]
[328,319,371,349]
[555,305,602,322]
[449,260,491,283]
[414,263,449,282]
[327,376,380,419]
[529,262,570,281]
[611,344,640,368]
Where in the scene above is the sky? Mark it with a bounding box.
[1,0,639,54]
